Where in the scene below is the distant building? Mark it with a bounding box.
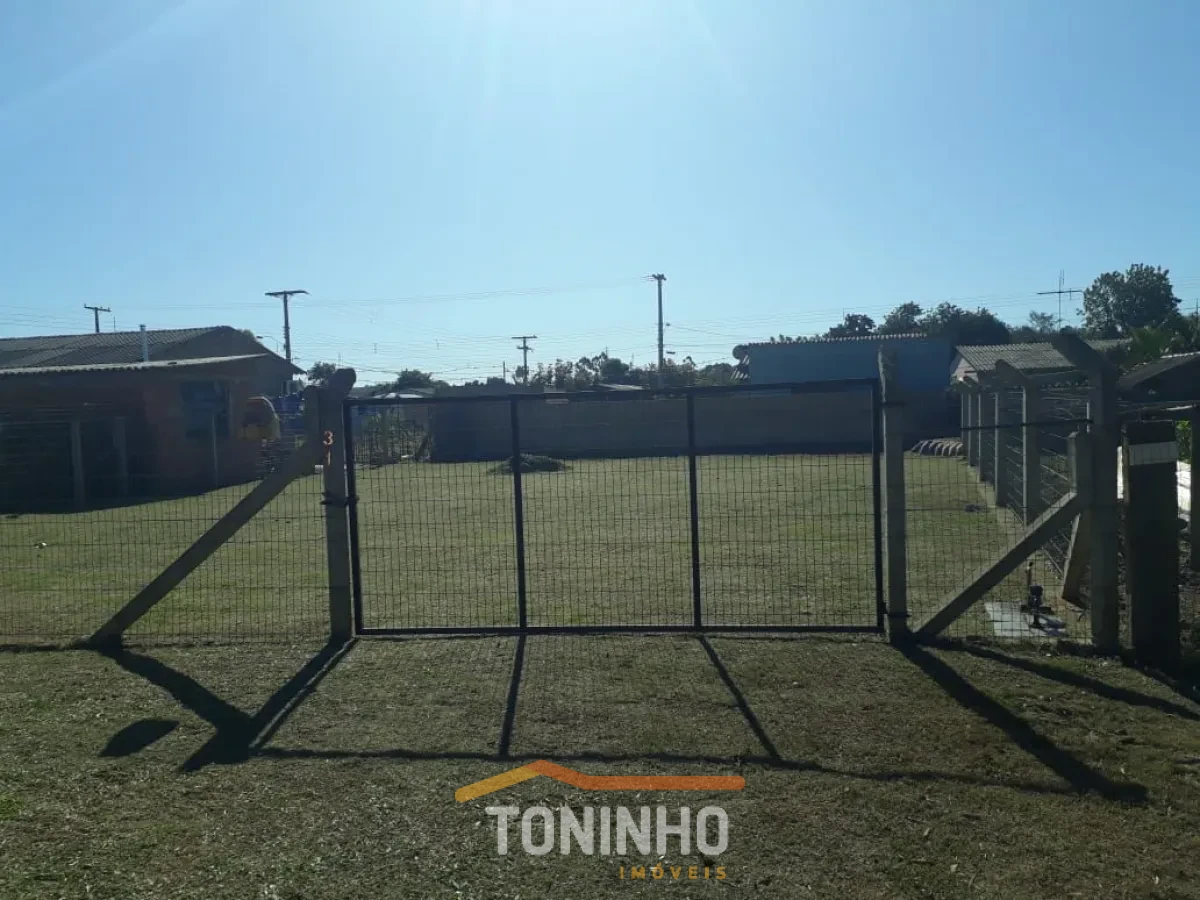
[0,327,301,510]
[1118,351,1200,401]
[951,339,1127,384]
[0,326,297,396]
[733,333,952,391]
[732,334,956,442]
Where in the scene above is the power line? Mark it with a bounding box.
[83,304,111,334]
[264,289,307,364]
[511,335,537,384]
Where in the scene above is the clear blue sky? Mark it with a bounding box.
[3,0,1199,383]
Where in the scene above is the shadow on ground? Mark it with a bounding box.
[88,632,1185,805]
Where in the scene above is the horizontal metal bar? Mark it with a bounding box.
[347,378,880,408]
[960,417,1091,432]
[358,623,884,637]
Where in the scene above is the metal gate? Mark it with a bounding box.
[343,380,884,634]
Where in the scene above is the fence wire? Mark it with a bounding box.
[0,403,327,644]
[349,384,883,633]
[907,381,1092,643]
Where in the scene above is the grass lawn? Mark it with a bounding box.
[1,454,1196,896]
[0,453,1052,644]
[1,636,1199,898]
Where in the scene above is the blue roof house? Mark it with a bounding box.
[734,334,953,391]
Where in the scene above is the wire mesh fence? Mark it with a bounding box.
[0,403,328,644]
[348,383,883,634]
[906,382,1093,643]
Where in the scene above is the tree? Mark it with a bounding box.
[919,303,1011,346]
[824,313,876,339]
[1082,264,1180,337]
[877,302,923,335]
[306,361,338,385]
[1009,310,1060,342]
[392,369,435,389]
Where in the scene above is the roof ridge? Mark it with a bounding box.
[0,326,224,344]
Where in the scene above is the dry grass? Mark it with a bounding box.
[2,636,1200,898]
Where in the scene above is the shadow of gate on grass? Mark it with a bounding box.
[94,634,1155,804]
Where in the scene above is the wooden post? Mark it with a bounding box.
[1191,409,1199,570]
[1123,420,1180,671]
[113,417,129,497]
[879,350,908,642]
[978,388,995,486]
[70,419,85,509]
[89,369,357,645]
[993,390,1009,507]
[1022,383,1043,524]
[320,378,354,642]
[1052,334,1120,651]
[915,490,1083,637]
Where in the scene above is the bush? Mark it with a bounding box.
[490,454,567,475]
[1178,419,1192,463]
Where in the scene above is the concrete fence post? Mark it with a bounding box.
[967,390,980,468]
[978,389,995,486]
[879,350,908,642]
[1191,408,1199,571]
[1051,334,1120,652]
[1088,371,1121,652]
[994,391,1010,507]
[1022,384,1043,524]
[1123,420,1181,671]
[319,380,355,642]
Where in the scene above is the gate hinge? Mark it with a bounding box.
[321,492,358,508]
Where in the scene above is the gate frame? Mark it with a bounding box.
[344,378,885,637]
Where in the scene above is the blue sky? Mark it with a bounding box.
[3,0,1198,383]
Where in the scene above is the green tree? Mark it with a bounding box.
[306,361,338,385]
[392,369,435,389]
[1009,310,1061,342]
[919,303,1011,346]
[824,313,876,339]
[877,302,923,335]
[1082,264,1180,337]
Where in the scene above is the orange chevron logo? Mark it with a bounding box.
[455,760,746,803]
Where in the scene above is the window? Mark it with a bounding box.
[180,380,229,440]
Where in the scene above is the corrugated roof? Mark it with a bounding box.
[0,326,306,374]
[954,339,1127,375]
[0,354,268,378]
[1118,351,1200,391]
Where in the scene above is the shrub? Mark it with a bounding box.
[490,454,567,475]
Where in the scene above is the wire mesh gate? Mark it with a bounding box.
[343,380,884,634]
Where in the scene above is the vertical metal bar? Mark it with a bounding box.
[342,402,364,633]
[870,380,885,630]
[686,392,703,628]
[510,397,528,629]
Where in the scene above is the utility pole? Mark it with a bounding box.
[649,273,666,387]
[1037,271,1082,330]
[502,360,507,382]
[265,289,308,363]
[511,335,537,384]
[83,305,111,334]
